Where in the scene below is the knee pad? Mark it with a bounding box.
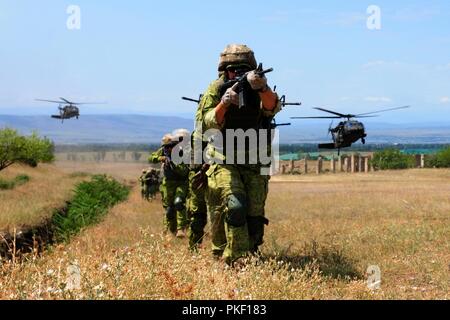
[166,206,176,220]
[174,196,185,211]
[226,194,247,227]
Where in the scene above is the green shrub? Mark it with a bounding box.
[52,175,130,242]
[426,146,450,168]
[14,174,30,186]
[371,149,414,170]
[0,179,15,190]
[0,174,30,190]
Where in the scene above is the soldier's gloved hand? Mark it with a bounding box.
[221,82,239,107]
[247,70,268,91]
[158,156,167,162]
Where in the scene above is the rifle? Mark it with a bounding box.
[181,94,203,104]
[270,119,291,129]
[279,94,302,108]
[230,63,274,109]
[162,143,177,170]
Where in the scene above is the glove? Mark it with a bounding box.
[158,156,167,162]
[221,82,239,107]
[246,70,267,91]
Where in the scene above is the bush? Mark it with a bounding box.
[52,175,130,242]
[425,146,450,168]
[371,149,414,170]
[0,174,30,190]
[0,128,54,171]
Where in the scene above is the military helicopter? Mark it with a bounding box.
[291,106,410,151]
[35,97,105,123]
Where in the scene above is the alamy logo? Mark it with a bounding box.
[66,5,81,30]
[170,122,280,176]
[367,5,381,30]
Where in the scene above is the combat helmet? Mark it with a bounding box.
[218,44,257,72]
[172,128,190,142]
[161,133,174,146]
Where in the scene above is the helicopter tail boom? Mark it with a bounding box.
[318,143,336,149]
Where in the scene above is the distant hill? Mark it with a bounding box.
[0,114,449,144]
[0,114,194,144]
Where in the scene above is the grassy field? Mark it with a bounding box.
[0,164,85,232]
[0,162,448,299]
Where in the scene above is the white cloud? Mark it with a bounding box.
[434,63,450,71]
[324,12,367,26]
[363,60,386,68]
[260,11,290,23]
[391,7,440,22]
[362,61,406,69]
[364,97,392,103]
[440,97,450,104]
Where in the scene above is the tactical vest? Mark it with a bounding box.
[217,79,269,164]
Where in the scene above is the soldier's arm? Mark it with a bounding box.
[148,147,164,164]
[202,80,225,129]
[259,88,280,112]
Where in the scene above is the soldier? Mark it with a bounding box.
[139,169,149,200]
[139,168,160,200]
[149,134,189,237]
[198,44,280,265]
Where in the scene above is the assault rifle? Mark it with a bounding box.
[230,63,274,109]
[279,94,302,108]
[162,142,177,170]
[181,94,203,104]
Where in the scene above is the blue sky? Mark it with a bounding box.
[1,0,449,123]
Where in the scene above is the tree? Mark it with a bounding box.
[371,149,414,170]
[426,146,450,168]
[0,128,55,171]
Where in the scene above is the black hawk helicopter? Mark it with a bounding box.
[35,97,105,123]
[291,106,410,151]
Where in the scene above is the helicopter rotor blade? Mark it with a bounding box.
[73,102,108,105]
[291,116,341,119]
[35,99,65,104]
[352,115,379,118]
[59,97,107,105]
[313,107,348,118]
[355,105,410,116]
[59,97,73,104]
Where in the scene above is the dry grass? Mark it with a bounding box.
[0,164,85,232]
[0,162,448,299]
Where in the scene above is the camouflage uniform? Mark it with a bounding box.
[149,145,189,235]
[187,167,208,250]
[139,169,149,200]
[139,168,160,200]
[199,46,280,264]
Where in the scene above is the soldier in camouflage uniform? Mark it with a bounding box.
[187,130,209,251]
[198,44,280,265]
[149,134,189,237]
[139,168,160,200]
